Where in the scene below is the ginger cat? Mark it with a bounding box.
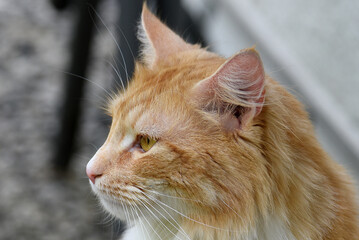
[86,4,359,240]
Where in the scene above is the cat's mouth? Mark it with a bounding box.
[91,182,148,222]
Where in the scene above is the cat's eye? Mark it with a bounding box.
[139,136,157,152]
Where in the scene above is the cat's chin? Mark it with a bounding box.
[90,182,141,222]
[99,197,139,223]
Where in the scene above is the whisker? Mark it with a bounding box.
[87,4,128,94]
[136,198,177,239]
[101,210,116,227]
[130,203,150,239]
[88,5,129,83]
[134,203,153,240]
[139,198,187,240]
[89,143,99,152]
[60,70,112,97]
[73,153,92,161]
[143,192,240,233]
[135,201,164,240]
[119,199,131,227]
[127,201,138,230]
[115,25,136,62]
[150,202,191,240]
[140,197,192,240]
[146,189,203,203]
[219,198,244,222]
[106,59,125,90]
[108,54,126,91]
[86,10,124,100]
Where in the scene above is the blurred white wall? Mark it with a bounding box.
[183,0,359,182]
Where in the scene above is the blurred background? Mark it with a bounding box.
[0,0,358,239]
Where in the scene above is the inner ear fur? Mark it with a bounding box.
[192,48,266,130]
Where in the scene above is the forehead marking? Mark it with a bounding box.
[120,133,136,151]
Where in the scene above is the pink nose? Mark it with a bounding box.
[86,165,103,184]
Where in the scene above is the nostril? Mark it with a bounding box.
[89,173,102,185]
[86,167,103,184]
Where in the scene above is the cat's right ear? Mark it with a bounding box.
[138,3,198,68]
[191,48,266,130]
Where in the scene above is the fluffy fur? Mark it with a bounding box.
[87,4,359,240]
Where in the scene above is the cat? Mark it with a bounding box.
[86,3,359,240]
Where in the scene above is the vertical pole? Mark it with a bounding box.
[111,0,143,89]
[53,0,100,171]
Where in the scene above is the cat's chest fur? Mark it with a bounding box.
[120,216,296,240]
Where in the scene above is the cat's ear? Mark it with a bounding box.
[192,48,266,130]
[138,3,198,67]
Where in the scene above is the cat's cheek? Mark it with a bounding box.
[89,181,104,199]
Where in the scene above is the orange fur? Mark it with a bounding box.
[87,4,358,240]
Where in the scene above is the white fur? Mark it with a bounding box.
[120,133,135,151]
[256,216,297,240]
[137,20,156,67]
[121,225,144,240]
[119,215,297,240]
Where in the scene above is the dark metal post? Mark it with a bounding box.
[157,0,206,46]
[53,0,100,171]
[112,0,143,89]
[50,0,71,10]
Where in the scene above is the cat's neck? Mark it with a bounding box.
[122,217,185,240]
[121,215,296,240]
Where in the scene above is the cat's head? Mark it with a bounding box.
[87,4,266,226]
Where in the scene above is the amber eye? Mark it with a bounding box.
[139,136,157,152]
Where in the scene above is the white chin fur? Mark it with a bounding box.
[90,183,139,223]
[99,197,139,223]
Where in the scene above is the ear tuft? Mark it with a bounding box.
[215,48,265,110]
[137,10,156,67]
[138,3,198,67]
[192,48,266,129]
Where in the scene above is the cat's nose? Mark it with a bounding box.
[86,166,102,184]
[86,157,104,184]
[86,146,110,184]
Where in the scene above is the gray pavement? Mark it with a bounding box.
[0,0,118,239]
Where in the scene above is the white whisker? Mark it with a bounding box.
[88,5,123,92]
[119,198,131,226]
[109,54,127,91]
[143,192,240,233]
[106,59,125,90]
[127,202,140,232]
[131,203,151,240]
[115,25,136,63]
[146,189,203,203]
[60,70,112,97]
[135,201,164,240]
[137,198,182,240]
[219,198,243,222]
[140,197,191,240]
[89,5,130,83]
[140,196,192,240]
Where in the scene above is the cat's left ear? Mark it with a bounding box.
[192,48,266,130]
[138,3,199,67]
